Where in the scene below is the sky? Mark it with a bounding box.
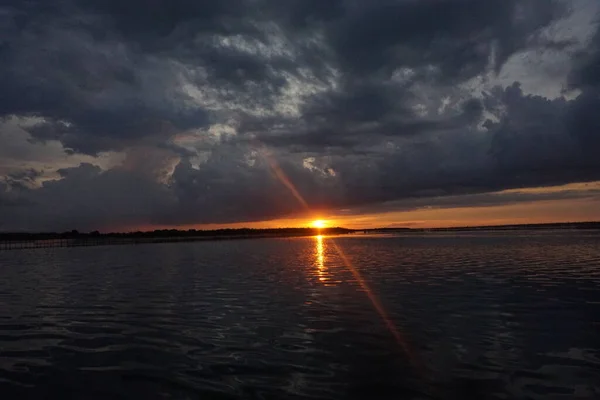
[1,0,600,232]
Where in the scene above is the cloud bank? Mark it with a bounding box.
[1,0,600,231]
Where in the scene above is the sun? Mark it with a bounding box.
[312,220,327,229]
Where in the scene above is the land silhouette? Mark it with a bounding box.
[1,222,599,250]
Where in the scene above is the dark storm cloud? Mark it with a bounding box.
[246,91,484,150]
[345,186,600,217]
[1,0,599,231]
[0,150,341,231]
[0,23,207,154]
[0,0,243,154]
[328,0,564,80]
[569,25,600,89]
[0,183,24,208]
[0,0,565,152]
[328,82,600,208]
[0,163,176,231]
[4,168,42,189]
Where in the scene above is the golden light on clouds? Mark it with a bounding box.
[131,181,600,233]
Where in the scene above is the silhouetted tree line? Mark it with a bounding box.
[0,227,353,242]
[423,221,600,232]
[1,222,599,243]
[359,222,600,233]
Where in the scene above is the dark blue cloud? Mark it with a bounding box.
[1,0,599,230]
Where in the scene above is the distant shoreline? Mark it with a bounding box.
[0,228,352,250]
[1,222,599,251]
[364,221,600,233]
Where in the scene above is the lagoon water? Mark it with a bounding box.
[1,232,599,399]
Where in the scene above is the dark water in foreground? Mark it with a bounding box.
[1,232,599,399]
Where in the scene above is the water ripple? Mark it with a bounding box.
[0,233,599,398]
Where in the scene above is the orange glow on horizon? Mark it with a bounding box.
[122,181,600,233]
[126,196,600,233]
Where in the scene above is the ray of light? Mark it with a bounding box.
[258,145,309,210]
[329,239,424,372]
[255,142,423,371]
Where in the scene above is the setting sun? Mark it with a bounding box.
[312,220,327,229]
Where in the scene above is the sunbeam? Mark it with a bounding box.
[257,142,423,371]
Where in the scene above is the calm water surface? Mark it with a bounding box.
[1,232,599,399]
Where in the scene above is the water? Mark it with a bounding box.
[1,232,599,399]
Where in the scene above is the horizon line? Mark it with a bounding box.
[2,220,600,236]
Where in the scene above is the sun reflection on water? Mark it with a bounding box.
[315,235,327,282]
